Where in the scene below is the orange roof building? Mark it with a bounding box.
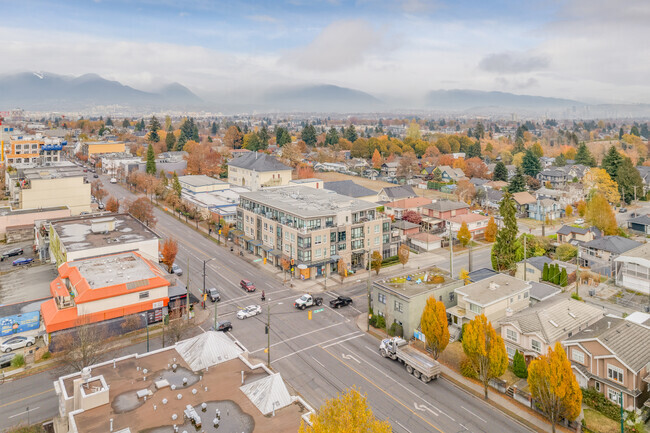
[384,197,432,218]
[41,251,169,333]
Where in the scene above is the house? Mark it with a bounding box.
[377,185,416,203]
[446,213,490,239]
[515,256,577,282]
[527,198,563,221]
[539,156,555,167]
[529,281,561,304]
[614,243,650,295]
[500,298,605,362]
[511,191,537,217]
[447,274,531,329]
[408,232,442,251]
[486,180,509,190]
[392,220,420,242]
[637,166,650,194]
[537,169,569,188]
[556,225,602,245]
[470,178,490,188]
[564,316,650,411]
[482,188,504,210]
[627,214,650,235]
[228,152,292,191]
[579,236,642,276]
[437,166,466,182]
[421,200,469,232]
[380,162,399,177]
[384,197,432,218]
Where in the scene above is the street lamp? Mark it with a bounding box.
[203,257,219,329]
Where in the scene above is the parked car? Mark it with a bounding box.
[237,305,262,319]
[110,178,117,184]
[619,208,628,213]
[212,320,232,332]
[171,263,182,276]
[97,202,105,210]
[1,248,23,261]
[329,296,353,309]
[93,174,99,178]
[158,252,164,263]
[0,353,15,368]
[83,169,88,172]
[12,257,33,267]
[1,336,35,353]
[207,288,220,302]
[239,279,256,292]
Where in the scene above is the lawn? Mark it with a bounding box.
[583,408,621,433]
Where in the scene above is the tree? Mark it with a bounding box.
[296,163,315,179]
[554,153,566,167]
[243,132,261,151]
[397,151,417,178]
[522,148,542,177]
[461,314,508,399]
[161,238,178,273]
[457,222,471,247]
[172,172,182,197]
[337,258,347,284]
[122,118,130,128]
[542,262,549,281]
[299,387,391,433]
[492,161,508,182]
[165,131,176,151]
[125,197,156,228]
[565,205,573,218]
[507,166,526,193]
[371,148,382,169]
[585,193,617,235]
[276,126,291,146]
[459,268,471,285]
[258,125,270,148]
[455,179,476,203]
[531,142,543,158]
[145,143,156,175]
[325,127,340,146]
[576,200,587,217]
[94,188,108,205]
[401,210,422,224]
[556,243,577,261]
[512,350,528,378]
[371,251,382,275]
[584,168,620,204]
[301,123,318,147]
[601,145,623,181]
[344,125,358,142]
[616,157,644,204]
[559,268,568,287]
[148,116,161,143]
[491,191,518,271]
[630,125,640,136]
[528,342,582,433]
[398,243,410,269]
[184,141,224,176]
[575,142,596,167]
[223,125,244,148]
[484,216,497,242]
[57,317,107,371]
[105,196,119,213]
[420,297,449,360]
[464,157,489,179]
[211,121,218,135]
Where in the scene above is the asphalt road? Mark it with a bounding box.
[0,172,531,433]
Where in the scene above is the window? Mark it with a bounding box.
[338,231,347,242]
[595,382,600,392]
[139,291,150,299]
[374,237,380,246]
[338,243,346,251]
[314,235,322,245]
[314,249,322,259]
[531,339,541,353]
[330,245,336,256]
[506,328,518,343]
[330,232,336,242]
[607,365,624,383]
[524,292,529,299]
[507,346,516,359]
[510,297,514,304]
[469,303,481,314]
[378,293,386,304]
[375,225,380,233]
[394,300,403,312]
[572,350,584,364]
[607,389,620,403]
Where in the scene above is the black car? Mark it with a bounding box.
[213,320,232,332]
[93,174,99,178]
[0,353,15,369]
[619,208,628,213]
[1,248,23,261]
[329,296,353,309]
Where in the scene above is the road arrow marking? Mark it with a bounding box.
[341,353,361,364]
[413,402,439,416]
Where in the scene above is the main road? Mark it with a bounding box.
[0,173,532,433]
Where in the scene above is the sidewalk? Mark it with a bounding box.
[353,314,572,433]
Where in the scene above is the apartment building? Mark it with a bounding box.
[4,134,65,165]
[228,152,292,191]
[236,186,390,279]
[82,141,126,159]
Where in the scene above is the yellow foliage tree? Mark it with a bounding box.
[398,244,410,269]
[585,192,618,235]
[461,314,508,399]
[459,269,470,285]
[371,148,383,169]
[565,205,573,218]
[420,297,449,360]
[299,387,391,433]
[484,216,497,242]
[457,222,471,247]
[528,342,582,433]
[576,200,587,217]
[584,168,620,204]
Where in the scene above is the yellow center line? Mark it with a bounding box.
[320,346,445,433]
[0,388,54,408]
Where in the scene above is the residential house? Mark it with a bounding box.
[421,200,469,232]
[323,180,377,201]
[228,152,292,191]
[384,197,432,219]
[529,281,561,304]
[392,220,420,243]
[537,169,569,188]
[564,316,650,411]
[437,166,466,183]
[556,225,602,245]
[421,166,437,178]
[500,298,605,362]
[511,191,537,217]
[579,236,642,276]
[408,232,442,251]
[614,243,650,295]
[527,198,563,221]
[447,213,490,239]
[469,178,490,188]
[447,274,531,329]
[562,164,589,180]
[486,180,509,190]
[482,188,504,210]
[515,256,577,282]
[467,268,499,283]
[539,156,555,168]
[637,166,650,194]
[377,185,416,203]
[380,162,399,178]
[627,214,650,235]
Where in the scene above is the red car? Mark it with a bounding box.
[239,279,256,292]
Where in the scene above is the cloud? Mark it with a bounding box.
[247,15,278,23]
[398,0,438,14]
[280,19,381,71]
[479,52,549,74]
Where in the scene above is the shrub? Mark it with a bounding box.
[460,357,478,379]
[375,315,386,329]
[11,354,25,368]
[582,387,625,422]
[41,351,51,360]
[512,350,528,378]
[388,322,403,338]
[369,315,377,328]
[570,292,583,301]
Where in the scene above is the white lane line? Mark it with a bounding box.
[9,407,39,419]
[462,406,487,423]
[271,331,361,363]
[249,322,346,354]
[321,334,364,349]
[326,305,350,322]
[414,402,438,416]
[396,421,413,433]
[311,357,326,369]
[341,353,362,364]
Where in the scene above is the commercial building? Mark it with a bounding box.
[82,141,126,158]
[236,186,390,279]
[178,175,229,194]
[3,134,65,166]
[41,251,169,333]
[0,205,70,242]
[228,152,292,191]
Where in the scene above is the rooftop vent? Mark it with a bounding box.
[549,320,559,328]
[488,282,499,290]
[91,217,116,234]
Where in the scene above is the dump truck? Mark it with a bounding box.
[379,337,441,383]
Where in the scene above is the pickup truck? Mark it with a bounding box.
[329,296,353,309]
[379,337,441,383]
[294,294,323,310]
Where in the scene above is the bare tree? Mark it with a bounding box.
[166,308,191,344]
[57,318,107,372]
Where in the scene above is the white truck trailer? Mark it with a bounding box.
[379,337,441,383]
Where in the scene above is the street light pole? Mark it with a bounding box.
[367,249,371,332]
[203,257,218,328]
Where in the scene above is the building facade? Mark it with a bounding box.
[228,152,292,191]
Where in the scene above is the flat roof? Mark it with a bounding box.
[51,213,159,252]
[455,274,530,306]
[68,252,157,290]
[0,205,69,216]
[240,186,377,218]
[20,165,86,180]
[178,174,228,188]
[373,267,460,299]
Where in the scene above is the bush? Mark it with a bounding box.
[370,314,386,330]
[571,292,583,301]
[369,315,377,327]
[11,354,25,368]
[388,322,403,338]
[582,387,624,422]
[512,350,528,378]
[460,357,477,379]
[41,351,51,360]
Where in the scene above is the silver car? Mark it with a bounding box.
[1,336,36,353]
[236,305,262,320]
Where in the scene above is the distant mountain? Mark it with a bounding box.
[425,89,583,111]
[0,72,202,110]
[261,84,383,112]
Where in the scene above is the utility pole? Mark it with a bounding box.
[468,242,473,273]
[576,249,580,298]
[367,249,371,332]
[620,392,624,433]
[523,235,527,281]
[186,257,190,321]
[266,299,271,368]
[449,224,454,278]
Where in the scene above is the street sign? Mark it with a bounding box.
[313,308,324,314]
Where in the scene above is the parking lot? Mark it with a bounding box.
[0,240,37,272]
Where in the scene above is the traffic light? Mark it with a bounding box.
[265,325,269,334]
[263,257,267,264]
[308,311,312,320]
[291,259,294,266]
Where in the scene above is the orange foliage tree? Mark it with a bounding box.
[371,148,383,169]
[160,238,178,272]
[125,197,156,228]
[184,141,223,176]
[105,196,119,212]
[295,163,315,179]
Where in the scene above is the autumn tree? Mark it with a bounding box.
[105,196,119,212]
[280,258,291,283]
[125,197,156,228]
[295,163,315,179]
[161,238,178,272]
[371,250,382,275]
[565,205,573,218]
[397,151,417,178]
[464,157,489,179]
[491,191,518,271]
[57,318,107,371]
[484,216,497,242]
[585,192,618,235]
[401,210,422,224]
[459,268,471,285]
[299,387,391,433]
[398,243,410,269]
[420,297,449,360]
[457,222,471,247]
[223,125,243,148]
[455,179,475,203]
[492,161,508,182]
[461,314,508,399]
[584,167,620,204]
[146,143,156,175]
[528,342,582,433]
[576,200,587,217]
[337,258,347,285]
[616,157,644,203]
[371,148,382,169]
[94,188,108,204]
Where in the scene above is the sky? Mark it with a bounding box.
[1,0,649,104]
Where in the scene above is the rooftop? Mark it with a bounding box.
[385,197,432,209]
[66,252,160,290]
[582,236,642,255]
[51,213,159,253]
[455,274,530,306]
[528,281,561,301]
[240,186,377,218]
[423,199,469,212]
[373,267,461,299]
[178,175,228,188]
[0,205,69,217]
[448,213,489,224]
[323,180,376,198]
[228,152,291,172]
[511,191,537,205]
[379,185,416,199]
[19,165,86,181]
[393,220,420,230]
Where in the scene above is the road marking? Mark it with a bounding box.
[396,421,413,433]
[0,389,53,409]
[320,346,445,433]
[249,322,345,354]
[321,333,364,348]
[414,402,438,416]
[311,357,326,369]
[462,405,487,423]
[271,331,361,363]
[341,353,361,364]
[9,406,40,419]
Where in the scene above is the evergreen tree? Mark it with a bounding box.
[630,125,640,136]
[165,131,176,151]
[175,134,187,151]
[542,262,549,282]
[554,153,566,167]
[122,118,130,128]
[616,157,644,204]
[211,121,218,135]
[172,172,182,198]
[492,161,508,182]
[148,116,161,143]
[553,264,561,285]
[105,117,113,126]
[491,191,518,271]
[344,125,358,142]
[258,125,270,149]
[134,119,144,132]
[513,350,528,379]
[146,144,156,175]
[301,123,317,146]
[601,145,623,181]
[559,268,568,287]
[466,141,482,158]
[575,143,596,167]
[276,127,291,146]
[513,136,525,154]
[522,148,542,177]
[640,123,649,139]
[474,122,485,139]
[619,127,624,139]
[325,127,339,146]
[508,166,526,193]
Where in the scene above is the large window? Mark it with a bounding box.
[338,231,347,242]
[607,389,620,403]
[378,293,386,304]
[506,328,518,343]
[351,227,364,239]
[469,303,481,314]
[351,239,364,250]
[394,300,403,312]
[531,340,541,353]
[572,349,585,364]
[607,365,624,383]
[506,346,516,359]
